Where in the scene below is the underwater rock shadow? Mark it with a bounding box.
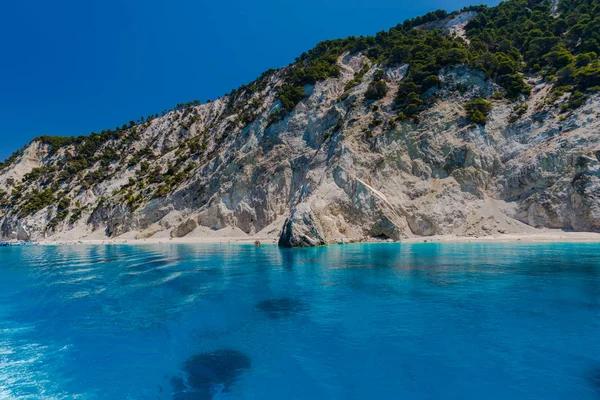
[171,349,251,399]
[255,297,306,319]
[590,366,600,395]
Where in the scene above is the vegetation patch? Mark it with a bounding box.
[344,63,371,92]
[18,189,54,217]
[508,103,528,123]
[365,70,388,101]
[464,98,492,124]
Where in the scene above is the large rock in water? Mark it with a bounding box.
[278,203,326,247]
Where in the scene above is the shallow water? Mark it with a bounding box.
[1,243,599,399]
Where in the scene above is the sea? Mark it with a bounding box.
[1,243,599,399]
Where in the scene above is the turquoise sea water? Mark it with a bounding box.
[1,243,599,399]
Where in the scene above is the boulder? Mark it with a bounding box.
[278,203,326,247]
[170,218,197,238]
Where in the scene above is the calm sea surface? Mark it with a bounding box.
[1,243,599,399]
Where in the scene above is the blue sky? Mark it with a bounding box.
[0,0,499,161]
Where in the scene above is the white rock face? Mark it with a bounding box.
[1,53,600,246]
[416,11,478,42]
[278,203,326,247]
[0,142,45,190]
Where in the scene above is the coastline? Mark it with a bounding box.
[399,231,600,244]
[34,236,279,246]
[29,230,600,246]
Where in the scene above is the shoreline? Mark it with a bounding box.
[25,230,600,246]
[399,231,600,244]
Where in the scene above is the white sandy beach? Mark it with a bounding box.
[32,229,600,246]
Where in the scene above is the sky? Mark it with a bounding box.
[0,0,500,161]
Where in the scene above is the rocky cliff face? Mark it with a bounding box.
[1,12,600,246]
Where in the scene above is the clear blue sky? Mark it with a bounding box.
[0,0,499,161]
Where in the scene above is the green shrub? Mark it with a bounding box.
[278,84,306,111]
[0,189,7,207]
[19,188,54,217]
[464,98,492,125]
[567,91,587,110]
[576,53,594,67]
[57,197,71,212]
[365,80,388,101]
[344,63,371,91]
[70,209,82,224]
[574,64,600,88]
[508,104,528,123]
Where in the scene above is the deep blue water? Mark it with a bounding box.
[1,243,600,399]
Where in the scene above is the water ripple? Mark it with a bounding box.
[0,243,599,399]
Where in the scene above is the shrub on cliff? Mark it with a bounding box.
[365,77,388,101]
[279,84,306,111]
[463,98,492,125]
[18,188,54,217]
[574,63,600,88]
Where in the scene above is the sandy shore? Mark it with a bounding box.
[399,231,600,244]
[35,236,278,246]
[32,230,600,246]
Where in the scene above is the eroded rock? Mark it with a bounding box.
[171,219,198,238]
[278,203,326,247]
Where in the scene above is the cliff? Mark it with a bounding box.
[1,1,600,246]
